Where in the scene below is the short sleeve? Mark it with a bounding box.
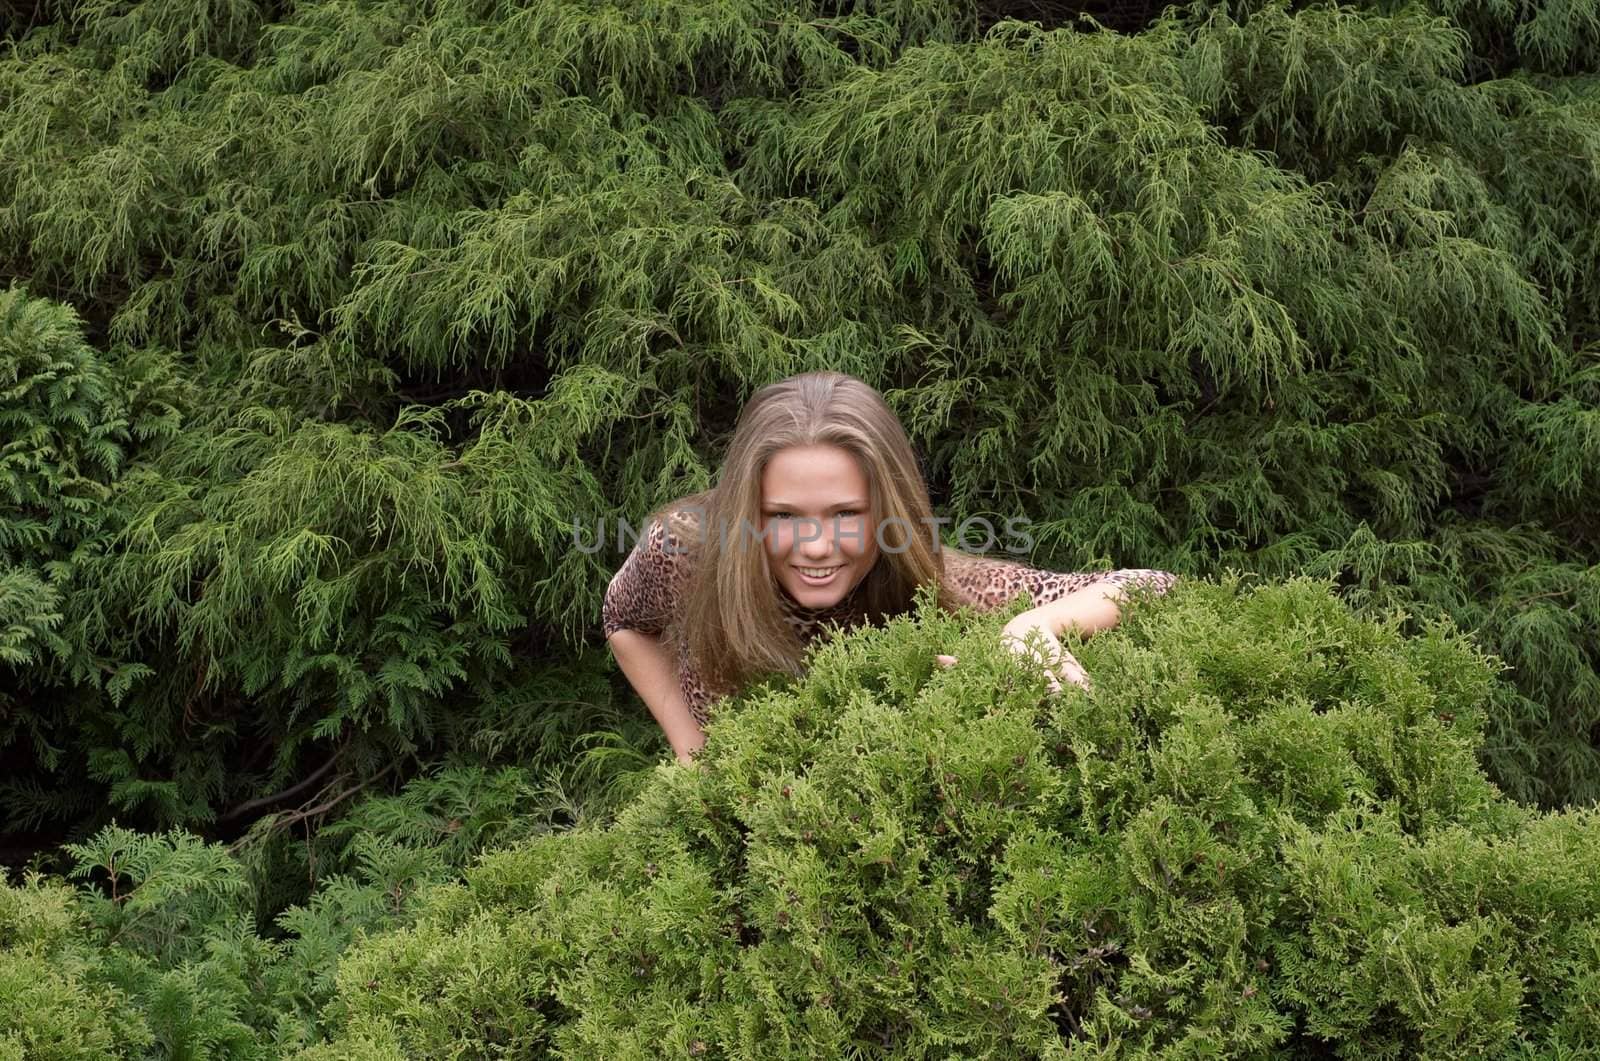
[941,551,1179,613]
[601,517,688,638]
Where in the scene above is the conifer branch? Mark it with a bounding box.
[216,749,342,822]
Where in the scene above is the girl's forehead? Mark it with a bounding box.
[762,444,869,491]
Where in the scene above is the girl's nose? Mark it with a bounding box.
[797,520,837,559]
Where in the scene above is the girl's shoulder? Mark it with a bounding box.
[601,508,700,638]
[634,504,708,561]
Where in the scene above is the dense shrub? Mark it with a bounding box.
[0,872,152,1059]
[0,286,186,831]
[3,0,1596,1050]
[0,745,652,1058]
[301,577,1600,1057]
[2,0,1599,855]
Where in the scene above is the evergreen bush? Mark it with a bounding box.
[301,577,1600,1057]
[2,0,1599,1047]
[3,0,1598,853]
[0,871,152,1059]
[0,745,649,1057]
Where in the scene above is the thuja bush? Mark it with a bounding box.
[1,284,655,842]
[0,286,188,829]
[2,0,1599,859]
[0,822,438,1058]
[303,577,1600,1058]
[1190,0,1600,79]
[0,745,654,1058]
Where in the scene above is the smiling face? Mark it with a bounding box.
[759,443,880,609]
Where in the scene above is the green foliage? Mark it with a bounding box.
[1202,0,1600,77]
[305,578,1600,1057]
[0,285,147,645]
[0,728,657,1057]
[8,0,1595,1051]
[0,285,185,829]
[0,285,118,548]
[0,872,153,1059]
[2,0,1599,942]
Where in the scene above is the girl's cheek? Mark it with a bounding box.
[841,517,872,557]
[762,523,790,555]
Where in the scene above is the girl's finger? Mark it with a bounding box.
[935,654,958,668]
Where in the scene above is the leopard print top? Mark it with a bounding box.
[602,514,1178,724]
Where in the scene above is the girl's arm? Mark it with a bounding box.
[939,554,1177,693]
[606,629,704,764]
[603,515,703,762]
[1017,582,1129,639]
[943,552,1178,637]
[1017,569,1178,639]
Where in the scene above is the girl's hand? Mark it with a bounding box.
[934,616,1093,697]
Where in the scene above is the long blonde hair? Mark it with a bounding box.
[642,371,974,702]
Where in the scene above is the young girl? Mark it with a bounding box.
[603,371,1177,764]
